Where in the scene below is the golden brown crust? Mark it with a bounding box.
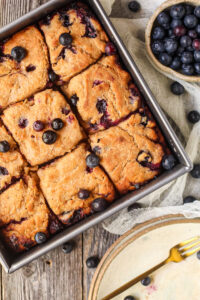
[2,89,85,166]
[40,2,108,82]
[0,123,26,191]
[89,110,166,194]
[62,55,141,133]
[37,143,115,225]
[0,26,49,108]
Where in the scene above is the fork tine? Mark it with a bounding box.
[179,240,200,253]
[183,245,200,258]
[176,236,200,248]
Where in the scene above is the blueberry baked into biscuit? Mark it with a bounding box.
[40,2,109,82]
[0,26,49,108]
[2,89,85,166]
[62,55,141,133]
[37,143,115,225]
[0,173,62,252]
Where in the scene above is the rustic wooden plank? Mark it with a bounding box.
[83,224,119,300]
[2,235,83,300]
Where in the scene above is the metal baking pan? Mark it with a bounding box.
[0,0,192,273]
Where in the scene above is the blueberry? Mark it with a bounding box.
[197,250,200,260]
[70,94,79,106]
[59,33,73,46]
[183,196,196,204]
[18,117,28,129]
[164,38,178,53]
[170,19,182,28]
[0,141,10,153]
[173,25,186,37]
[91,198,108,212]
[182,63,195,75]
[192,39,200,50]
[170,4,185,19]
[186,46,194,52]
[194,62,200,74]
[141,276,151,286]
[159,52,172,66]
[177,46,185,56]
[128,1,140,12]
[180,36,192,48]
[42,130,57,144]
[194,50,200,62]
[86,153,100,168]
[96,99,107,113]
[35,232,47,244]
[48,70,58,82]
[196,24,200,36]
[181,51,193,64]
[51,118,64,131]
[11,46,27,62]
[86,256,100,268]
[168,29,175,38]
[170,57,181,70]
[170,82,185,95]
[78,189,90,199]
[62,241,75,253]
[162,23,170,30]
[124,296,136,300]
[188,29,198,39]
[152,26,165,40]
[151,40,164,54]
[157,12,170,26]
[105,42,117,56]
[184,15,198,28]
[33,120,45,132]
[187,111,200,123]
[194,6,200,18]
[128,202,142,212]
[190,164,200,178]
[162,154,176,170]
[0,167,8,176]
[185,4,194,15]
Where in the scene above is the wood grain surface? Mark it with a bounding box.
[0,0,120,299]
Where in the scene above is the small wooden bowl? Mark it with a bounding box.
[145,0,200,82]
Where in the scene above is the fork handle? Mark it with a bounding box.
[101,258,170,300]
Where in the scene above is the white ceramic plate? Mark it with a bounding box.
[89,215,200,300]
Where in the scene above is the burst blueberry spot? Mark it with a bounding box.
[18,118,28,129]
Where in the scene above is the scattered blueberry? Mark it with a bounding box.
[105,42,117,56]
[0,167,8,176]
[78,189,90,199]
[42,130,57,144]
[62,240,75,253]
[0,141,10,153]
[59,33,73,46]
[35,232,47,244]
[86,256,100,268]
[170,57,181,70]
[194,50,200,62]
[187,110,200,123]
[49,70,58,82]
[168,29,175,38]
[194,6,200,18]
[170,4,185,19]
[33,120,45,132]
[91,198,108,212]
[11,46,27,62]
[18,117,28,129]
[190,164,200,178]
[173,25,186,37]
[128,1,140,12]
[128,202,142,212]
[170,81,185,95]
[192,39,200,50]
[181,51,193,64]
[171,19,182,28]
[62,108,70,115]
[124,296,136,300]
[194,62,200,74]
[183,196,196,204]
[151,40,164,54]
[184,15,198,28]
[152,26,165,40]
[162,154,176,170]
[182,63,195,75]
[180,35,192,48]
[141,276,151,286]
[96,99,107,113]
[164,38,178,53]
[86,153,100,168]
[159,52,172,66]
[157,11,170,26]
[26,64,36,72]
[51,118,64,131]
[188,29,198,39]
[70,94,79,106]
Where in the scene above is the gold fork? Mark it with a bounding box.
[101,236,200,300]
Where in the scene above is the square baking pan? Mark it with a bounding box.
[0,0,192,273]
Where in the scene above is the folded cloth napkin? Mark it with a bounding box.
[100,0,200,235]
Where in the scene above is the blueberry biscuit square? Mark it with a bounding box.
[2,89,85,166]
[0,26,49,109]
[37,143,115,225]
[0,173,62,252]
[62,55,141,133]
[40,2,109,82]
[89,109,167,194]
[0,122,26,192]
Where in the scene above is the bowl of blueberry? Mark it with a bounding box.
[145,0,200,81]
